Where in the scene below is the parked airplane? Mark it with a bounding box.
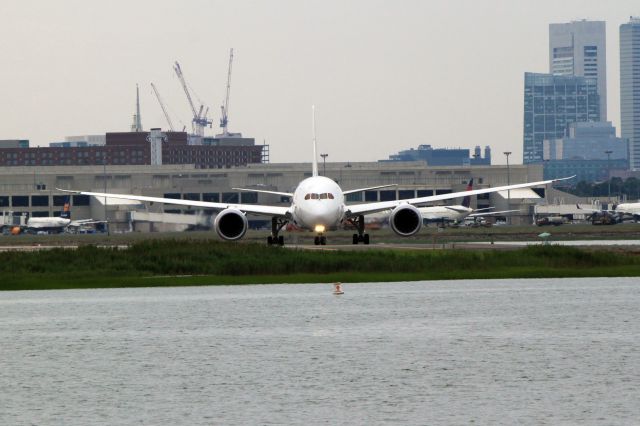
[59,110,572,245]
[24,199,100,234]
[577,201,640,224]
[611,202,640,221]
[419,179,518,225]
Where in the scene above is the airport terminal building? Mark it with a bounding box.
[0,161,551,232]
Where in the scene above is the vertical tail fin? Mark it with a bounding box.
[60,196,71,219]
[461,178,474,208]
[311,105,318,177]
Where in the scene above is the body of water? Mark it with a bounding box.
[1,278,639,425]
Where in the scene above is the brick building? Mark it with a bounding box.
[0,132,264,168]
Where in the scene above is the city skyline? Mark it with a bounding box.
[1,1,638,165]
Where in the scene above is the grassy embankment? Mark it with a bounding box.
[1,239,639,290]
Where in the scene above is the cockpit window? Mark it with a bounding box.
[305,193,336,200]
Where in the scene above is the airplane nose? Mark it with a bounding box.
[305,203,339,226]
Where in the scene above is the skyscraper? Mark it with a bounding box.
[523,73,600,164]
[621,17,640,171]
[549,20,607,121]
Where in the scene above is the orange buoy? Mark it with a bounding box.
[333,282,344,295]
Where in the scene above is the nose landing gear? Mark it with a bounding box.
[314,235,327,245]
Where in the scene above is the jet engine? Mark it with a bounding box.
[213,208,248,241]
[389,204,422,236]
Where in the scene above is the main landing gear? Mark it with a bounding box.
[267,217,287,246]
[347,215,370,245]
[314,235,327,245]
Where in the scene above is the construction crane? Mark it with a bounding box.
[219,48,234,136]
[150,83,174,131]
[173,61,211,137]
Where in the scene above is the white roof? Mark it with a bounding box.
[497,188,541,199]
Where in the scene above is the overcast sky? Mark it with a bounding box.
[1,1,637,164]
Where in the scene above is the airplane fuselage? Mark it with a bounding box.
[615,203,640,217]
[291,176,345,232]
[26,217,71,229]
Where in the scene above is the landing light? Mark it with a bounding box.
[314,224,326,233]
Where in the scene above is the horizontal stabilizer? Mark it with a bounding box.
[444,206,471,213]
[468,209,519,218]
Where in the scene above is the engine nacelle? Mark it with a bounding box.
[389,204,422,237]
[213,208,248,241]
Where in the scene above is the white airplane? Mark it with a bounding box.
[577,201,640,223]
[25,199,100,234]
[59,110,572,245]
[612,202,640,221]
[419,179,518,225]
[365,179,518,227]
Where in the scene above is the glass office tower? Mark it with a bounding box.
[549,20,607,121]
[620,17,640,171]
[523,73,600,164]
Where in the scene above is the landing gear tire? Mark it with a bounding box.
[268,216,288,247]
[320,236,326,245]
[314,236,320,245]
[349,215,369,245]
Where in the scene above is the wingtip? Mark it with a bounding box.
[551,175,576,182]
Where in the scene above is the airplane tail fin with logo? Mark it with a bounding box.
[60,196,71,219]
[312,105,318,177]
[461,178,474,208]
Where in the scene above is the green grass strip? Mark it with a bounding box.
[1,240,639,290]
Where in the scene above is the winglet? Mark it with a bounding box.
[312,105,318,177]
[552,175,576,183]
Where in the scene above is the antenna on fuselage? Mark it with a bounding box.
[312,105,319,177]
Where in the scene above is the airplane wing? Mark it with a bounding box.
[57,189,291,217]
[468,209,519,218]
[232,188,293,197]
[345,176,574,217]
[342,184,397,195]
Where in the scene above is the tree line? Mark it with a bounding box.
[568,177,640,199]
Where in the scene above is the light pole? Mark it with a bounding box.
[504,151,511,224]
[320,153,328,176]
[103,154,110,236]
[605,150,612,201]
